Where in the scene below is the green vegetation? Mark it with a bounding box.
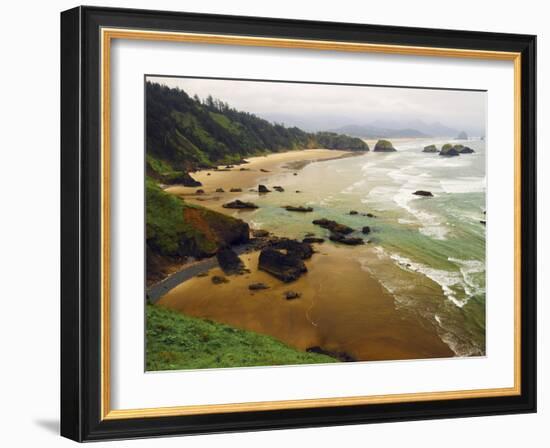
[146,177,249,259]
[315,132,369,151]
[146,176,187,255]
[146,81,368,178]
[373,139,397,152]
[146,304,338,370]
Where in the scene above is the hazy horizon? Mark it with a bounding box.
[148,76,486,136]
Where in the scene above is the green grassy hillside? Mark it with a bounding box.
[146,304,338,370]
[146,178,249,282]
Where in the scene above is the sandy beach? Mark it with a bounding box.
[165,149,356,212]
[157,148,455,362]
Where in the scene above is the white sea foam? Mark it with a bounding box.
[392,188,449,240]
[341,179,366,194]
[440,176,486,194]
[388,252,469,308]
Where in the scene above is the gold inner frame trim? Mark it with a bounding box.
[100,27,522,421]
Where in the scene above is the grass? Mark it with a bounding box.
[146,304,338,370]
[145,176,186,255]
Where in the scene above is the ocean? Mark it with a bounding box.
[230,138,486,357]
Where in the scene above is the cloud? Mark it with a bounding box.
[148,76,486,134]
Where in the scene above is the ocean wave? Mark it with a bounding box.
[392,188,449,240]
[341,179,367,194]
[439,176,486,194]
[388,252,469,307]
[358,248,485,356]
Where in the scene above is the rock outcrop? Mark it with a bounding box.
[303,237,325,244]
[258,184,271,193]
[413,190,433,197]
[258,248,307,282]
[423,144,439,153]
[284,205,314,212]
[258,239,314,282]
[439,144,460,157]
[252,229,270,238]
[456,131,468,140]
[373,139,397,152]
[216,248,245,275]
[248,282,269,290]
[329,233,364,245]
[284,291,301,300]
[312,218,353,235]
[223,200,259,210]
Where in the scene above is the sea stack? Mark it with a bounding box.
[373,139,397,152]
[456,131,468,140]
[422,144,439,153]
[439,143,460,157]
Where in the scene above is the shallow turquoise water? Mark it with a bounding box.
[230,138,486,356]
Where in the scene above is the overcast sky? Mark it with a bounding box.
[148,76,486,135]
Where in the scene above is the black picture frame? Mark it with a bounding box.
[61,5,536,442]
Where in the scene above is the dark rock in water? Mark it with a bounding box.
[258,248,307,282]
[248,282,269,290]
[480,220,486,225]
[373,139,397,152]
[273,186,285,192]
[456,131,468,140]
[458,146,475,154]
[229,187,242,192]
[223,199,258,210]
[215,187,225,193]
[312,218,353,235]
[423,144,439,153]
[349,210,359,215]
[216,248,245,275]
[196,189,205,194]
[329,233,364,245]
[413,190,433,197]
[295,190,302,193]
[284,205,313,212]
[211,275,228,285]
[284,291,301,300]
[362,226,371,234]
[252,229,270,238]
[439,144,460,157]
[303,237,325,244]
[365,213,376,218]
[258,184,271,193]
[225,165,234,169]
[271,239,314,260]
[306,346,356,362]
[207,173,211,176]
[293,172,298,176]
[260,168,270,173]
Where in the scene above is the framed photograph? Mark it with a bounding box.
[60,6,536,441]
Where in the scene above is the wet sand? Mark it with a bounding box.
[157,147,454,361]
[165,149,355,212]
[158,245,453,362]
